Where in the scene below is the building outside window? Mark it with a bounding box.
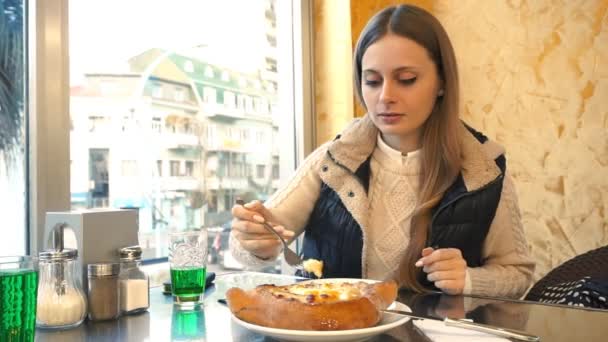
[151,82,163,98]
[185,161,194,177]
[169,160,180,177]
[256,164,265,178]
[156,160,163,176]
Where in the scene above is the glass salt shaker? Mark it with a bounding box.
[36,248,87,329]
[87,263,121,321]
[118,246,150,315]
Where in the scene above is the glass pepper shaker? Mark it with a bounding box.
[36,248,87,329]
[118,246,150,314]
[87,263,121,321]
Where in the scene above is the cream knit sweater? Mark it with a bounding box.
[230,116,535,299]
[366,135,421,281]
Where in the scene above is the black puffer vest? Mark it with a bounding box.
[299,127,505,284]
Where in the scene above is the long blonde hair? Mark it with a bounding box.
[353,5,462,292]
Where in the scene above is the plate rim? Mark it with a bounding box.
[229,278,411,338]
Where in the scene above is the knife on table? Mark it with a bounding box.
[382,309,540,342]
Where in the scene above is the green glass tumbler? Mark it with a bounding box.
[0,256,39,342]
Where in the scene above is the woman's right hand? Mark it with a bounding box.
[231,200,295,260]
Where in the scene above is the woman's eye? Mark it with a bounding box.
[364,80,381,87]
[399,77,417,85]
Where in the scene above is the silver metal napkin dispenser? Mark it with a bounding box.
[44,209,139,289]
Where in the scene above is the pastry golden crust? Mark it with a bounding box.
[302,259,324,278]
[226,280,398,330]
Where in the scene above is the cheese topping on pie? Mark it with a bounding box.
[268,282,363,304]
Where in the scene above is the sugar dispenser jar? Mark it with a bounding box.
[36,248,87,329]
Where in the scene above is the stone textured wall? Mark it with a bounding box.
[314,0,608,282]
[434,0,608,281]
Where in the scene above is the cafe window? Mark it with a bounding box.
[65,0,313,270]
[0,0,26,255]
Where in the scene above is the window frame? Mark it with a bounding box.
[28,0,317,259]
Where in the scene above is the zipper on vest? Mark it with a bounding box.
[427,173,505,245]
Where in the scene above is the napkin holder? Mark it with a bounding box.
[44,209,139,289]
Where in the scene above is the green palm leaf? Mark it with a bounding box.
[0,0,24,156]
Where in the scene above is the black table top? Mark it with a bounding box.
[35,271,608,341]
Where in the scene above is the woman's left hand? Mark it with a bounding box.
[415,247,467,295]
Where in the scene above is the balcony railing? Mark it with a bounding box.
[205,177,248,190]
[165,133,201,149]
[161,177,200,191]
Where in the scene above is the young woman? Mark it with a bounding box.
[229,4,535,298]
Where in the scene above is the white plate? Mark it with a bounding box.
[230,278,411,342]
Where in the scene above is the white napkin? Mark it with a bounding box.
[413,319,509,342]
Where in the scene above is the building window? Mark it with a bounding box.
[174,87,185,102]
[88,115,109,132]
[241,128,250,141]
[272,164,279,180]
[184,60,194,73]
[157,160,163,176]
[206,124,216,146]
[221,70,230,82]
[245,96,254,113]
[237,95,246,110]
[152,82,163,98]
[256,164,265,178]
[170,160,180,177]
[203,87,216,104]
[223,91,235,109]
[185,161,194,177]
[151,117,162,132]
[256,130,265,144]
[208,192,217,213]
[224,194,231,210]
[204,66,214,78]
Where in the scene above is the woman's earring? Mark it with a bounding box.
[437,89,445,97]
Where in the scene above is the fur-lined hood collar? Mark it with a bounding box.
[326,115,504,191]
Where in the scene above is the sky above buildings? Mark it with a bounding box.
[69,0,270,84]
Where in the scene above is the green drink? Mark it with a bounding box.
[0,269,39,342]
[170,267,206,303]
[168,229,208,307]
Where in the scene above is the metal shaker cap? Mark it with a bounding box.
[118,246,142,261]
[87,262,120,277]
[39,248,78,261]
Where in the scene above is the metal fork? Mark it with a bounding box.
[235,199,303,269]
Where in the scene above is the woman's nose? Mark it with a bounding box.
[379,82,396,103]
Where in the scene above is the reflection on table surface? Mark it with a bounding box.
[36,271,608,342]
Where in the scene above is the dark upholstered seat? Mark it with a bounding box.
[525,245,608,305]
